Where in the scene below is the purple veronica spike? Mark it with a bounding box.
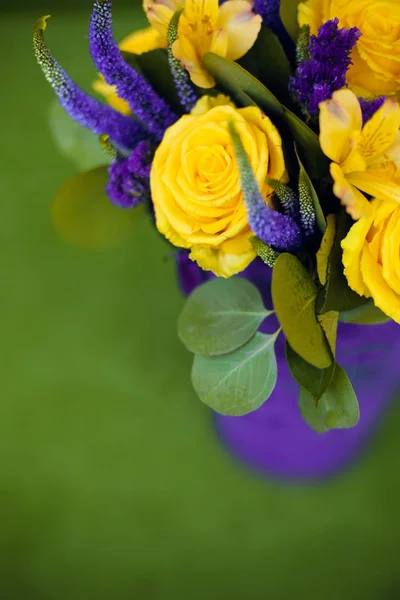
[33,16,145,150]
[290,18,361,117]
[89,1,178,140]
[167,9,198,112]
[229,123,302,252]
[359,97,386,126]
[106,141,153,208]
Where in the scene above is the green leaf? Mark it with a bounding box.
[339,301,390,325]
[316,214,336,285]
[202,52,284,120]
[178,277,271,356]
[299,364,360,432]
[192,332,278,416]
[283,109,330,179]
[286,342,335,402]
[280,0,301,41]
[318,310,338,356]
[49,100,111,171]
[296,148,326,233]
[239,26,292,104]
[52,167,141,249]
[317,210,369,314]
[272,253,333,368]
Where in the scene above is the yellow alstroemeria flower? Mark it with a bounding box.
[342,197,400,323]
[93,26,164,115]
[150,95,287,277]
[298,0,400,97]
[319,89,400,219]
[144,0,262,88]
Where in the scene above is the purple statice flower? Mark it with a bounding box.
[359,96,386,126]
[106,141,154,208]
[89,0,178,141]
[290,18,361,117]
[33,16,147,150]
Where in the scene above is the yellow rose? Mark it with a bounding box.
[298,0,400,96]
[93,26,164,115]
[151,97,286,277]
[342,198,400,323]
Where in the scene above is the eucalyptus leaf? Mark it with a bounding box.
[317,210,369,314]
[272,253,333,368]
[49,100,111,171]
[192,332,278,416]
[318,310,338,356]
[286,342,334,402]
[178,277,271,356]
[340,301,390,325]
[52,166,141,249]
[299,363,360,432]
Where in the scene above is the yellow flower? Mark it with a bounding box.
[144,0,262,88]
[150,96,286,277]
[342,198,400,323]
[298,0,400,96]
[93,26,164,115]
[319,89,400,219]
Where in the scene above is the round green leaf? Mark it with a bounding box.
[286,342,334,402]
[299,364,360,432]
[192,332,278,416]
[272,253,333,368]
[49,100,111,171]
[178,277,270,356]
[52,167,141,249]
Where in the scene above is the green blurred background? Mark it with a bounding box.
[1,1,400,598]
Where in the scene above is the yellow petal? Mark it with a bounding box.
[330,163,373,219]
[172,37,215,88]
[357,98,400,163]
[341,216,374,297]
[190,94,233,115]
[190,242,255,278]
[319,90,362,164]
[360,242,400,324]
[119,25,165,53]
[216,0,262,61]
[346,169,400,204]
[92,78,131,115]
[143,0,183,42]
[298,0,329,35]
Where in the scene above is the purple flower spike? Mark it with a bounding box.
[33,16,146,150]
[106,141,154,208]
[290,18,361,117]
[359,96,386,126]
[89,1,178,140]
[229,123,302,252]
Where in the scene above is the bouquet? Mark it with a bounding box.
[33,0,400,434]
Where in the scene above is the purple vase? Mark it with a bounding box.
[177,251,400,482]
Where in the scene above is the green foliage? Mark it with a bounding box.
[178,277,271,356]
[52,166,141,249]
[283,109,330,179]
[317,211,369,314]
[280,0,301,40]
[299,364,360,432]
[340,301,390,325]
[49,100,111,171]
[272,254,333,368]
[239,26,292,104]
[251,237,279,267]
[192,332,278,416]
[286,342,335,402]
